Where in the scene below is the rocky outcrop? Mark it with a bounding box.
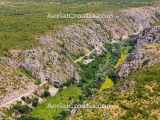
[20,47,80,87]
[118,26,160,78]
[0,63,37,107]
[0,5,160,110]
[4,6,160,87]
[39,6,160,55]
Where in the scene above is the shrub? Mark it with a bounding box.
[17,115,42,120]
[32,98,39,107]
[52,110,69,120]
[12,104,32,114]
[41,90,51,98]
[34,80,41,85]
[21,97,32,104]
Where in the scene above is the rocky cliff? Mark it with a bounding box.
[11,6,160,85]
[0,5,160,107]
[118,26,160,78]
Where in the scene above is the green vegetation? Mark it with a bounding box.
[79,41,134,98]
[0,0,157,54]
[100,76,113,91]
[115,48,128,68]
[17,115,42,120]
[11,102,32,114]
[1,0,158,119]
[32,85,82,120]
[0,1,114,54]
[34,79,41,85]
[71,64,160,120]
[41,90,51,98]
[30,40,134,120]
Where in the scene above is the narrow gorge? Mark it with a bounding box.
[0,2,160,120]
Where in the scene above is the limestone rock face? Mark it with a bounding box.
[39,6,160,55]
[118,27,160,78]
[19,47,79,86]
[3,6,160,87]
[0,5,160,110]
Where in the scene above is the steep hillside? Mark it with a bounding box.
[0,1,160,120]
[52,26,160,120]
[0,63,37,108]
[118,27,160,78]
[5,6,160,87]
[0,0,159,54]
[70,64,160,120]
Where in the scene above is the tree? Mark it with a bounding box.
[41,90,51,98]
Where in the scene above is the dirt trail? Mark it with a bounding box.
[0,84,37,108]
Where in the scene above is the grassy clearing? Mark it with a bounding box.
[32,85,82,120]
